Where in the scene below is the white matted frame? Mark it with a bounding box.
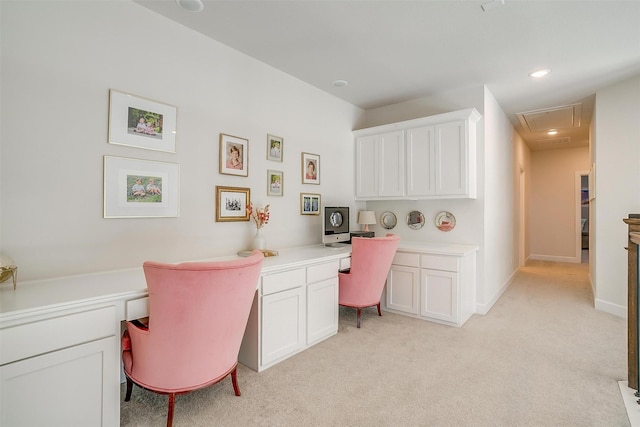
[108,89,177,153]
[216,186,250,222]
[302,152,320,184]
[267,170,284,196]
[104,156,179,218]
[267,134,283,162]
[220,134,249,177]
[300,193,321,215]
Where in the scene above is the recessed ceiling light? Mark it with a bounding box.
[547,129,558,135]
[332,80,348,87]
[176,0,204,12]
[529,69,551,78]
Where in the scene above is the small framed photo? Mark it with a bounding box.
[267,170,284,197]
[302,152,320,184]
[108,89,177,153]
[300,193,321,215]
[104,156,179,218]
[220,134,249,177]
[216,186,250,222]
[267,134,283,162]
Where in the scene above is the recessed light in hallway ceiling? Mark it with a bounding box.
[529,69,551,78]
[175,0,204,13]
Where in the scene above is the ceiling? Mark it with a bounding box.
[134,0,640,151]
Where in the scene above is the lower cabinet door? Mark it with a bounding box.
[420,269,458,322]
[261,286,306,366]
[307,278,338,345]
[0,336,118,427]
[386,265,420,314]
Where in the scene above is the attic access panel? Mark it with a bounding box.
[517,104,582,132]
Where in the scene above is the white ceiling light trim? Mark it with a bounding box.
[175,0,204,13]
[529,68,551,78]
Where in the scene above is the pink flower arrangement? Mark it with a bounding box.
[247,203,270,229]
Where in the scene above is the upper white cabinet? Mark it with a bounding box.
[354,108,481,200]
[355,130,404,198]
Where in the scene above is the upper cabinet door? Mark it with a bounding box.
[355,134,378,198]
[378,130,405,197]
[435,120,467,196]
[406,125,435,197]
[355,130,404,199]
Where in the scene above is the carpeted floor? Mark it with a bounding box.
[121,260,629,426]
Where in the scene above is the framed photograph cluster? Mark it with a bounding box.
[300,193,321,215]
[216,186,250,222]
[302,152,320,184]
[108,89,177,153]
[104,156,179,218]
[219,134,249,177]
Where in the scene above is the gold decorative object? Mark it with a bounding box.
[0,254,18,290]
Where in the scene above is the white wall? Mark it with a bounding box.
[0,1,363,281]
[480,86,519,313]
[529,147,590,262]
[593,74,640,316]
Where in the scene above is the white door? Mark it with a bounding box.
[307,278,338,345]
[261,287,306,366]
[435,120,467,196]
[386,265,420,314]
[420,269,458,323]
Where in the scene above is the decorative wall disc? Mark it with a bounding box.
[435,211,456,232]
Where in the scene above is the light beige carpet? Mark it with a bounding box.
[121,260,630,426]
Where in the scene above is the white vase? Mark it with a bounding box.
[253,228,266,250]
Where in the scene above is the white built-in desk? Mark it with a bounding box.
[0,244,351,427]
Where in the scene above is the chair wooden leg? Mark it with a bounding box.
[377,302,382,317]
[357,308,361,328]
[166,393,175,427]
[124,377,133,401]
[231,367,241,396]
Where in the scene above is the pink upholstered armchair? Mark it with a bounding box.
[339,233,400,328]
[121,250,263,427]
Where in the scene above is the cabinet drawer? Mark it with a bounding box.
[421,254,459,272]
[393,252,420,267]
[262,268,305,295]
[125,297,149,321]
[307,260,339,284]
[0,305,117,365]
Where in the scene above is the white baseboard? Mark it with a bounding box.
[529,254,580,263]
[475,268,518,315]
[619,381,640,426]
[595,298,626,318]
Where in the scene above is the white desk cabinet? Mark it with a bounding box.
[0,244,350,426]
[384,242,478,327]
[0,304,121,426]
[239,255,348,372]
[354,108,480,201]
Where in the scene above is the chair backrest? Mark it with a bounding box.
[344,233,400,305]
[130,250,263,390]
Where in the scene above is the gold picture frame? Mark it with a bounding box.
[300,192,321,215]
[215,186,250,222]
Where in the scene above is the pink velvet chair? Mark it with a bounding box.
[121,250,263,427]
[339,233,400,328]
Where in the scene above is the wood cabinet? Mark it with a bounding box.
[384,243,477,327]
[354,108,480,201]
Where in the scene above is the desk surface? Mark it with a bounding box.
[0,244,351,322]
[0,241,477,322]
